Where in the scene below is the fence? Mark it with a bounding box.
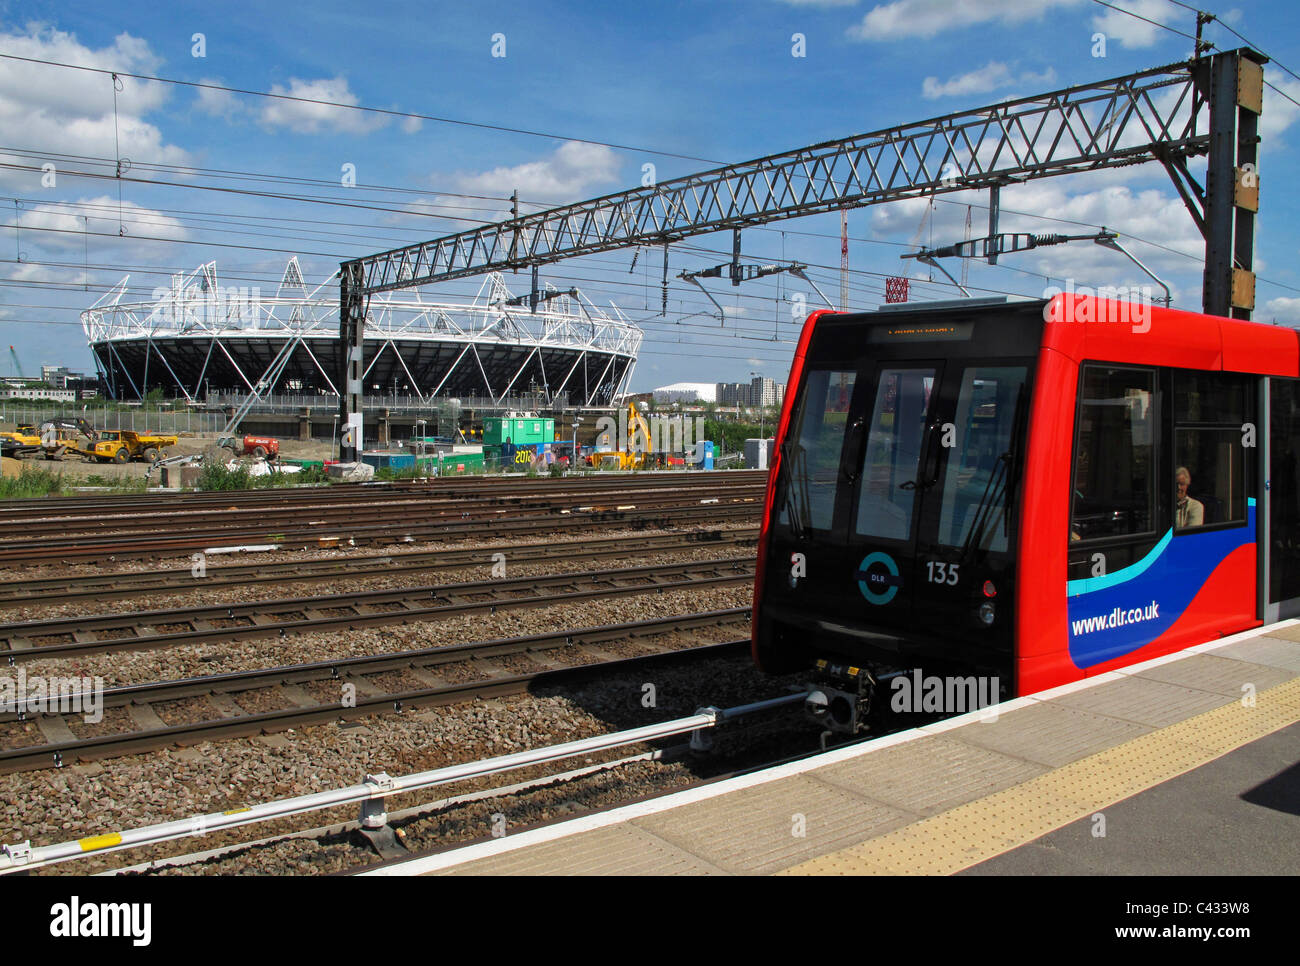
[0,404,227,436]
[204,391,579,415]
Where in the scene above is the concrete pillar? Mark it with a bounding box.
[298,407,312,442]
[377,407,390,448]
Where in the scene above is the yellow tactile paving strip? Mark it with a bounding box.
[779,676,1300,875]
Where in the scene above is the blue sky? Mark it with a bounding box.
[1,0,1299,392]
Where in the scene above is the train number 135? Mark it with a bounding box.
[926,561,959,585]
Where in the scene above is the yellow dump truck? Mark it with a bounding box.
[81,429,178,464]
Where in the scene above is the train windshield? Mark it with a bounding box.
[778,369,856,533]
[776,361,1027,552]
[934,366,1026,553]
[855,368,935,541]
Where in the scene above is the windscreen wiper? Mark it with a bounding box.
[961,454,1010,561]
[1000,384,1029,539]
[779,440,811,542]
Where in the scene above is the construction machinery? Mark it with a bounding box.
[0,425,42,458]
[37,418,96,461]
[595,401,652,470]
[80,429,178,464]
[217,434,280,460]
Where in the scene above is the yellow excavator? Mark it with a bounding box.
[0,424,42,458]
[596,401,653,470]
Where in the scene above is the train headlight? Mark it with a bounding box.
[805,689,829,719]
[978,602,996,625]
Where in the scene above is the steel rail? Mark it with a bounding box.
[0,557,757,662]
[0,614,752,773]
[1,475,768,527]
[1,684,804,872]
[0,470,769,516]
[0,483,767,540]
[0,501,761,565]
[0,527,758,608]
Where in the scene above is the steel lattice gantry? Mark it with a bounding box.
[338,48,1266,458]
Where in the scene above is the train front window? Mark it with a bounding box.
[855,367,935,541]
[778,369,857,532]
[935,366,1027,553]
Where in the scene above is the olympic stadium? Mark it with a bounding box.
[81,259,642,407]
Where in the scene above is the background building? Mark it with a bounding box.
[652,382,716,404]
[715,378,786,408]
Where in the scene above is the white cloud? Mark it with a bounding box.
[1263,297,1300,325]
[849,0,1085,41]
[8,197,188,250]
[921,62,1057,99]
[258,77,387,135]
[1261,77,1300,142]
[1089,0,1176,49]
[923,62,1014,99]
[450,141,622,206]
[774,0,860,5]
[194,80,243,119]
[871,177,1203,303]
[3,260,92,287]
[0,25,188,185]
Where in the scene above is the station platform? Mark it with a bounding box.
[364,622,1300,876]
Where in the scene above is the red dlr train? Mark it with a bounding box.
[752,294,1300,731]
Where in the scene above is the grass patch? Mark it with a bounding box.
[0,465,68,499]
[198,463,332,491]
[373,465,431,481]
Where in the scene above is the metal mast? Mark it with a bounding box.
[338,49,1265,460]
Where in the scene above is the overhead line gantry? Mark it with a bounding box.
[338,48,1266,459]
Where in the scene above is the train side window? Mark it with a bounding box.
[778,369,858,531]
[1070,366,1157,542]
[1172,372,1252,532]
[1174,429,1245,528]
[1174,371,1247,425]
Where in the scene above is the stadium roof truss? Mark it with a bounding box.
[82,259,642,406]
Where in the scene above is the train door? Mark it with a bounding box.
[909,364,1029,656]
[847,361,944,631]
[836,358,1029,668]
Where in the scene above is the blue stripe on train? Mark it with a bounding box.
[1065,502,1255,668]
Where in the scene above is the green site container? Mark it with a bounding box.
[417,450,485,475]
[282,459,324,470]
[482,416,554,447]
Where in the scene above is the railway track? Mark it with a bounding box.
[0,471,768,521]
[0,500,761,565]
[0,610,751,773]
[0,527,759,609]
[0,556,757,662]
[5,480,766,535]
[0,475,763,529]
